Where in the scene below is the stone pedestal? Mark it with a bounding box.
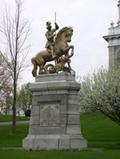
[23,72,87,150]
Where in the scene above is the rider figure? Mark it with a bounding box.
[45,21,59,58]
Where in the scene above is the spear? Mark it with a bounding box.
[55,11,56,24]
[54,12,57,36]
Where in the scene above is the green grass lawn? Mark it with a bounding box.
[0,115,29,122]
[0,112,120,159]
[0,150,120,159]
[80,113,120,149]
[0,124,28,147]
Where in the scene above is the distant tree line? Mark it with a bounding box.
[0,82,32,117]
[0,52,12,114]
[17,83,32,116]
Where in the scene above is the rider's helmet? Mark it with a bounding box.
[46,21,51,26]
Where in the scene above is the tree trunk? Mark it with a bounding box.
[12,61,17,134]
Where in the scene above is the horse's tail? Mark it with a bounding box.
[31,57,37,77]
[31,57,36,65]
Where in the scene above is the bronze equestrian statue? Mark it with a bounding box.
[31,22,74,77]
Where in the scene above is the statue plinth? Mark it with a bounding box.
[23,72,87,150]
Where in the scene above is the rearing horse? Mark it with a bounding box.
[31,27,74,77]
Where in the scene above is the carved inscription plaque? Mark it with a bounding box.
[40,103,60,126]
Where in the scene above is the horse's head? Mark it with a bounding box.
[55,27,73,43]
[65,27,73,42]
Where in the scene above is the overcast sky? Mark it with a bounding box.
[0,0,119,85]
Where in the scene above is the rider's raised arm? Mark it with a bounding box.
[55,23,59,30]
[52,23,59,33]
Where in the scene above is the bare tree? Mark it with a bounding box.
[0,0,30,133]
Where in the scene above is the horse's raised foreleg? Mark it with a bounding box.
[64,45,74,72]
[69,45,74,57]
[63,45,74,56]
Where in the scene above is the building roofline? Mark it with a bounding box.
[103,34,120,41]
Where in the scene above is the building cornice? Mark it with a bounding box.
[103,34,120,42]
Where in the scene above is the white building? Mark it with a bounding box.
[103,0,120,66]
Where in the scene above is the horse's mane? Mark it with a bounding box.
[55,27,71,42]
